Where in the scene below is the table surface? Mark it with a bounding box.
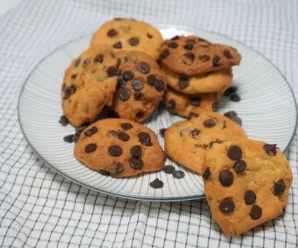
[0,0,22,17]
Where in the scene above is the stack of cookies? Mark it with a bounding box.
[159,35,241,118]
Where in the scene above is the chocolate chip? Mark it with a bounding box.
[136,112,144,119]
[168,99,176,109]
[147,33,153,38]
[274,179,286,195]
[59,115,69,126]
[138,132,152,146]
[150,178,164,188]
[219,170,234,187]
[183,52,194,61]
[155,80,165,92]
[198,55,210,62]
[163,165,175,174]
[203,119,216,128]
[63,134,74,143]
[112,162,123,174]
[74,57,81,67]
[113,41,122,49]
[107,29,117,37]
[129,157,143,169]
[107,66,120,77]
[219,198,235,213]
[178,76,189,89]
[129,37,139,46]
[191,129,201,138]
[83,59,91,68]
[171,35,179,40]
[212,56,221,67]
[122,70,134,81]
[118,88,130,101]
[168,42,178,48]
[159,49,170,60]
[188,112,199,119]
[232,160,246,173]
[84,126,98,137]
[71,74,77,80]
[134,91,143,100]
[130,145,142,158]
[85,143,97,153]
[138,62,150,74]
[224,111,237,119]
[223,49,233,59]
[121,123,133,130]
[94,54,104,63]
[159,128,167,137]
[98,170,110,176]
[132,80,143,91]
[224,86,238,96]
[173,170,185,179]
[63,85,76,99]
[106,130,118,137]
[108,145,122,156]
[184,42,194,50]
[250,205,262,220]
[190,96,201,107]
[74,126,86,142]
[203,168,211,180]
[116,132,129,142]
[227,145,242,160]
[264,144,277,156]
[147,75,157,86]
[117,77,127,88]
[232,116,242,126]
[244,190,256,205]
[230,93,241,102]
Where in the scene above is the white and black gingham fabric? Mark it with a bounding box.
[0,0,298,247]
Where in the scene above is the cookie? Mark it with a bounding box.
[159,35,241,76]
[74,119,164,177]
[112,51,167,122]
[202,139,293,236]
[162,66,232,94]
[164,112,247,174]
[62,46,119,127]
[164,88,218,118]
[91,18,163,60]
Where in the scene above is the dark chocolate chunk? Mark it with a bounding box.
[63,134,74,143]
[163,165,175,174]
[94,54,104,63]
[244,190,256,205]
[147,74,157,86]
[106,130,118,137]
[183,52,194,61]
[212,56,221,67]
[274,179,286,195]
[59,115,69,126]
[113,41,122,49]
[150,178,164,189]
[190,96,201,107]
[129,37,139,46]
[227,145,242,160]
[203,168,211,180]
[223,49,233,59]
[173,170,185,179]
[98,170,110,176]
[134,91,143,100]
[82,59,91,68]
[122,70,134,81]
[107,66,120,77]
[138,132,152,146]
[159,128,167,137]
[219,198,235,213]
[264,144,277,156]
[168,42,178,48]
[178,76,189,89]
[250,205,262,220]
[63,85,76,99]
[118,88,130,101]
[117,132,130,142]
[147,33,153,38]
[84,126,98,137]
[130,145,142,158]
[138,62,150,74]
[85,143,97,153]
[121,122,133,130]
[129,157,144,169]
[108,145,123,156]
[203,119,216,128]
[224,86,238,96]
[191,128,201,138]
[168,99,176,109]
[111,162,123,175]
[198,55,210,62]
[219,170,234,187]
[132,80,143,91]
[136,112,144,119]
[230,93,241,102]
[159,49,170,60]
[171,35,180,40]
[184,42,194,50]
[155,80,165,92]
[188,112,199,119]
[107,29,117,37]
[233,160,246,173]
[117,77,127,88]
[224,111,237,119]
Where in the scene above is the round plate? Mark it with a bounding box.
[18,25,297,202]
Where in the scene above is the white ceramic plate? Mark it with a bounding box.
[18,25,297,201]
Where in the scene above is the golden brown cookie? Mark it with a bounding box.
[164,112,247,174]
[74,119,164,177]
[164,88,218,118]
[112,51,167,122]
[91,18,163,60]
[202,139,293,236]
[62,46,119,127]
[159,35,241,76]
[162,66,232,94]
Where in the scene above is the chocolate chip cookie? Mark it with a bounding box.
[112,51,167,122]
[162,66,232,94]
[62,46,119,127]
[164,112,247,174]
[91,18,163,60]
[74,119,164,177]
[202,139,293,236]
[159,35,241,76]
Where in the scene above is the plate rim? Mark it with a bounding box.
[17,24,298,202]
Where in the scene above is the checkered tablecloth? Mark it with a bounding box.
[0,0,298,247]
